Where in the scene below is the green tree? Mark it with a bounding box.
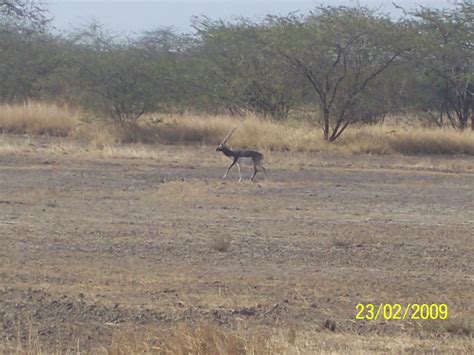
[266,7,404,141]
[193,17,302,119]
[0,25,62,102]
[403,1,473,129]
[68,23,162,122]
[136,28,198,112]
[0,1,55,103]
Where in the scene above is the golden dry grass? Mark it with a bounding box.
[0,102,79,136]
[1,102,474,155]
[6,322,472,354]
[144,114,474,155]
[104,323,282,354]
[73,121,161,147]
[152,114,325,151]
[341,126,474,155]
[102,324,474,354]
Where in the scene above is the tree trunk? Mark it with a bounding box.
[323,107,330,142]
[329,120,349,142]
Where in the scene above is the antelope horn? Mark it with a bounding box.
[221,127,237,145]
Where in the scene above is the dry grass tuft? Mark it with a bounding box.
[0,324,60,355]
[210,235,232,252]
[73,122,118,150]
[73,121,161,149]
[342,126,474,155]
[154,114,325,152]
[162,323,255,354]
[99,122,160,145]
[104,323,291,355]
[0,102,79,136]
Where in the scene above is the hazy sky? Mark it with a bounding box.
[48,0,457,34]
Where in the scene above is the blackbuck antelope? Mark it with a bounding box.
[216,128,266,182]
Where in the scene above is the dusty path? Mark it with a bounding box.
[0,139,473,352]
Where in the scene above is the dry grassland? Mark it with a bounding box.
[2,102,474,156]
[0,133,473,353]
[0,102,79,137]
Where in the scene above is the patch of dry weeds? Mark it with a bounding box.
[0,102,79,137]
[100,323,474,354]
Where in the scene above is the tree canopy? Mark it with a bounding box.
[0,1,472,140]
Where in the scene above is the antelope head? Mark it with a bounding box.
[216,128,236,152]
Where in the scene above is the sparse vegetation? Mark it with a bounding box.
[104,114,474,155]
[9,321,473,354]
[2,103,474,155]
[0,102,78,136]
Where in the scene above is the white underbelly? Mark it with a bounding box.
[236,157,254,165]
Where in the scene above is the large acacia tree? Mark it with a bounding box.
[193,17,302,119]
[67,24,163,122]
[0,1,56,103]
[404,1,473,130]
[266,7,404,141]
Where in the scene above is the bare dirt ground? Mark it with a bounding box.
[0,136,473,353]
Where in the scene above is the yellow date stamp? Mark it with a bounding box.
[355,303,448,321]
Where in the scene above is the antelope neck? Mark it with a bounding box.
[221,146,236,158]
